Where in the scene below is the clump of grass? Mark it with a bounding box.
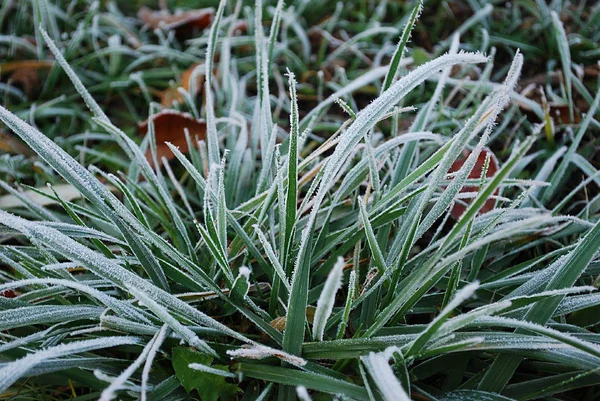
[1,1,600,400]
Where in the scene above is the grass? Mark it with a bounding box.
[0,0,599,400]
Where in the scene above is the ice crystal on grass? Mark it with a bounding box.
[1,1,599,399]
[312,257,345,341]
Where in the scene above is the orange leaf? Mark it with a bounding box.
[138,110,206,164]
[448,148,499,219]
[0,130,32,155]
[1,60,54,99]
[0,60,54,73]
[138,7,214,39]
[159,63,205,107]
[547,102,582,124]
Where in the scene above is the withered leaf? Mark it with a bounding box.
[0,60,54,99]
[138,110,206,164]
[448,148,499,219]
[138,7,214,39]
[160,63,205,107]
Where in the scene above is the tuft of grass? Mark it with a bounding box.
[1,1,599,400]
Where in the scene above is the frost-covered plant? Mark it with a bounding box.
[1,1,600,400]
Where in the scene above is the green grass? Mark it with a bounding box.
[1,1,600,400]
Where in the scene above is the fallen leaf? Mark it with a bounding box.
[159,63,205,106]
[269,316,286,332]
[268,307,317,332]
[0,60,54,73]
[584,65,599,78]
[138,110,206,163]
[547,102,582,124]
[447,148,499,219]
[138,6,214,39]
[0,60,54,99]
[0,290,18,298]
[0,130,32,155]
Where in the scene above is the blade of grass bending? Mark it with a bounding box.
[405,282,479,359]
[478,217,600,392]
[442,156,488,307]
[0,210,252,349]
[381,0,423,92]
[337,270,357,339]
[141,325,169,401]
[41,26,197,267]
[0,336,141,392]
[254,224,291,292]
[99,328,166,401]
[361,348,411,401]
[0,278,149,324]
[0,105,170,291]
[0,305,102,331]
[472,316,600,359]
[312,257,345,341]
[359,197,387,274]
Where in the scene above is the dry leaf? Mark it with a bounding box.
[138,6,214,38]
[159,63,205,106]
[268,307,317,332]
[138,110,206,163]
[0,130,32,155]
[547,102,582,124]
[0,60,54,99]
[448,148,499,219]
[0,290,18,298]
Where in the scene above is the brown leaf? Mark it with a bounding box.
[268,307,317,332]
[448,148,499,219]
[159,63,205,106]
[0,60,54,99]
[0,290,18,298]
[584,65,599,78]
[0,130,32,155]
[138,6,214,39]
[269,316,286,332]
[547,102,582,124]
[138,110,206,164]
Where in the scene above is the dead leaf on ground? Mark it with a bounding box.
[269,306,317,332]
[0,130,32,156]
[520,84,584,125]
[0,60,54,99]
[584,64,599,78]
[0,290,18,298]
[448,148,499,219]
[159,63,205,106]
[138,6,214,38]
[138,109,206,164]
[546,102,582,124]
